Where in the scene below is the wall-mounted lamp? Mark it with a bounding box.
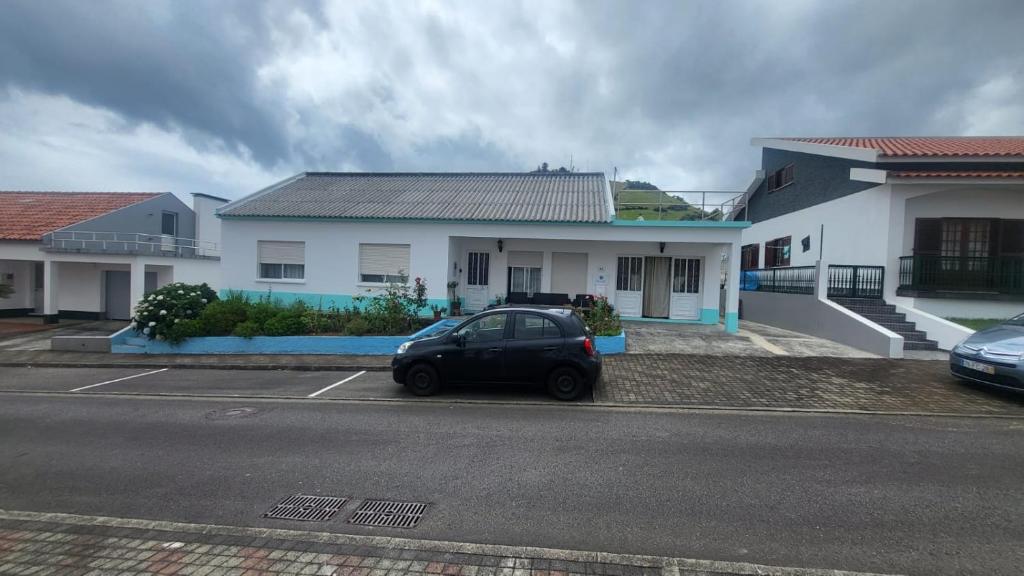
[659,242,666,253]
[497,239,504,253]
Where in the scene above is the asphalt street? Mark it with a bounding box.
[0,372,1021,576]
[0,366,589,402]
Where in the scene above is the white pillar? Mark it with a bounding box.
[724,242,741,333]
[130,260,146,320]
[42,259,59,323]
[541,250,553,293]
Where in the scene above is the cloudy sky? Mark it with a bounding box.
[1,0,1022,201]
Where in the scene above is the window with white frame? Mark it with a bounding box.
[359,243,410,283]
[258,241,305,280]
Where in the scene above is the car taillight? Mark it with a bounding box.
[583,337,595,357]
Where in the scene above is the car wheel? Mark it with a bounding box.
[407,363,441,396]
[547,367,584,401]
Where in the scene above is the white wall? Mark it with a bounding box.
[898,185,1024,255]
[0,240,219,314]
[193,195,227,253]
[220,218,743,314]
[741,184,891,268]
[0,259,34,310]
[889,183,1024,319]
[450,237,724,313]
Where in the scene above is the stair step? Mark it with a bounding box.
[873,321,918,332]
[896,330,930,342]
[904,339,939,351]
[835,302,898,314]
[860,311,907,323]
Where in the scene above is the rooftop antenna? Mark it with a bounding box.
[569,154,574,172]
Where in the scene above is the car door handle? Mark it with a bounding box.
[543,346,558,351]
[488,347,502,352]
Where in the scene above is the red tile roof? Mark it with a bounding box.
[783,137,1024,157]
[0,192,163,240]
[889,170,1024,179]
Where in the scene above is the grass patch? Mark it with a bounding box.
[946,318,1006,331]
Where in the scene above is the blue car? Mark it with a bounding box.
[950,313,1024,392]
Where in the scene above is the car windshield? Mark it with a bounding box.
[1005,313,1024,326]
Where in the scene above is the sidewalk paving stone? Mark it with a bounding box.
[598,354,1024,415]
[0,513,894,576]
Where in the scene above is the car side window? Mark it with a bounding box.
[513,314,562,339]
[457,313,507,343]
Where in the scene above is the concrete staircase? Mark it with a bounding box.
[830,297,938,351]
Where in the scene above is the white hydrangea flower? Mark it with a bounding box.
[177,290,184,294]
[174,319,180,324]
[201,298,208,304]
[156,295,164,300]
[160,310,168,315]
[143,327,150,335]
[148,321,156,327]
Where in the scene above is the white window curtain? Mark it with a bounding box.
[359,243,411,283]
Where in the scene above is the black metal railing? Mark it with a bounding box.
[739,266,816,294]
[827,265,885,299]
[898,255,1024,294]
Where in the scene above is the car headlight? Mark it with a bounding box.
[396,341,411,354]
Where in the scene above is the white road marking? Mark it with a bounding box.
[69,368,169,392]
[307,371,366,398]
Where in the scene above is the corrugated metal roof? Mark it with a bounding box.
[782,137,1024,157]
[220,172,611,223]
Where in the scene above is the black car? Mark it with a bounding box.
[391,306,602,400]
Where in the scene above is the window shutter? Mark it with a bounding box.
[999,219,1024,256]
[507,251,543,268]
[359,244,410,276]
[258,241,304,265]
[913,219,942,255]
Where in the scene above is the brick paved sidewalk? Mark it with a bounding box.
[597,355,1024,416]
[0,511,893,576]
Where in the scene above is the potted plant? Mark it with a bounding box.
[447,280,461,316]
[493,294,504,306]
[430,304,446,321]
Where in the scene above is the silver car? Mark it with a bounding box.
[950,313,1024,392]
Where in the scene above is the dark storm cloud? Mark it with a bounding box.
[0,0,1022,194]
[0,0,320,166]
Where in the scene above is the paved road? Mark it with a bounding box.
[0,385,1021,576]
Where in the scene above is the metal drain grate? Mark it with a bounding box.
[348,500,427,528]
[263,494,347,522]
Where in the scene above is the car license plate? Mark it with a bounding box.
[960,358,995,374]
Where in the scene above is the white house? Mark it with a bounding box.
[0,191,224,322]
[735,136,1024,353]
[217,172,749,332]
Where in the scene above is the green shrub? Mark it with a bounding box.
[263,312,306,336]
[578,297,621,336]
[163,319,204,344]
[232,321,261,338]
[196,296,250,336]
[133,282,218,342]
[345,316,369,336]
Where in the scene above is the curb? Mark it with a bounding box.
[0,509,902,576]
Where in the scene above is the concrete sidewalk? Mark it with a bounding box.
[0,510,896,576]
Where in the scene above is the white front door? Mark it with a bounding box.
[465,251,490,312]
[615,256,643,317]
[669,258,702,320]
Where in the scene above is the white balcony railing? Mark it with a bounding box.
[41,231,220,258]
[614,189,747,222]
